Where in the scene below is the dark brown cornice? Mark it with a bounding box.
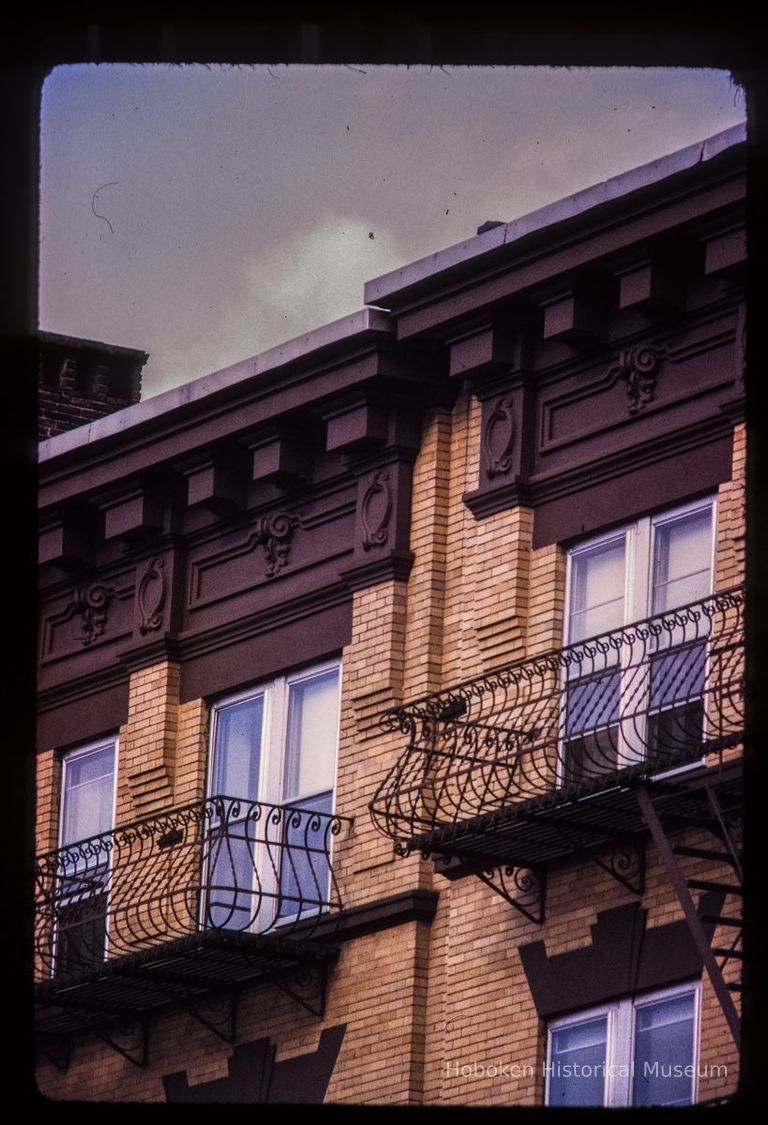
[177,581,353,666]
[37,660,127,716]
[39,327,441,512]
[369,139,745,344]
[339,550,415,592]
[464,412,735,520]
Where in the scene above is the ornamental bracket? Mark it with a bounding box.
[611,345,664,415]
[474,864,546,925]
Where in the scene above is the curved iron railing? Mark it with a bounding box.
[370,587,744,854]
[35,796,349,984]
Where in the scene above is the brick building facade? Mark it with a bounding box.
[35,124,747,1105]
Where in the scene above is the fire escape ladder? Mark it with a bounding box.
[635,782,742,1047]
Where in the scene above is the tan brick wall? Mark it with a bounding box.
[35,748,59,857]
[116,661,180,823]
[716,421,746,592]
[404,405,452,699]
[173,698,209,807]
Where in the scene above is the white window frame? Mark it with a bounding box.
[545,980,702,1107]
[206,657,341,812]
[205,659,342,931]
[559,497,717,783]
[55,735,118,972]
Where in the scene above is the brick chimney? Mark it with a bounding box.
[38,332,148,440]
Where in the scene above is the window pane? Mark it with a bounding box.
[278,791,333,918]
[647,644,706,765]
[211,695,264,801]
[548,1016,608,1106]
[62,744,115,845]
[632,991,696,1106]
[649,644,706,710]
[653,508,712,613]
[564,672,621,781]
[55,891,109,977]
[569,538,626,643]
[283,669,339,800]
[205,823,259,931]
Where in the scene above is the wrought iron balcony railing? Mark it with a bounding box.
[370,587,744,855]
[35,795,348,986]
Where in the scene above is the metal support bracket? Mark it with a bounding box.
[95,1016,149,1068]
[115,967,240,1046]
[549,822,646,896]
[36,994,149,1067]
[274,961,329,1019]
[474,865,546,925]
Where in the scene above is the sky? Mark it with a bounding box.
[39,65,746,400]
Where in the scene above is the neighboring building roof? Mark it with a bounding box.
[38,308,392,463]
[38,331,149,440]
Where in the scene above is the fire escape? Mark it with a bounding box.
[35,797,351,1068]
[370,588,744,1046]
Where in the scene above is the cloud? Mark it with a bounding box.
[146,214,410,395]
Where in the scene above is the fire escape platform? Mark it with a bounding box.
[410,757,743,874]
[35,925,341,1040]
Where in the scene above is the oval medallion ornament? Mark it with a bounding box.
[484,397,516,478]
[138,557,166,634]
[361,470,392,550]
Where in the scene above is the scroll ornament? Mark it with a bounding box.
[254,513,296,577]
[72,584,111,646]
[613,346,663,415]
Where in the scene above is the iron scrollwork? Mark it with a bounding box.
[34,796,351,986]
[370,587,744,850]
[476,865,545,924]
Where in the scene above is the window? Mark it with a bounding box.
[56,738,117,975]
[562,497,715,782]
[205,661,341,931]
[546,982,702,1107]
